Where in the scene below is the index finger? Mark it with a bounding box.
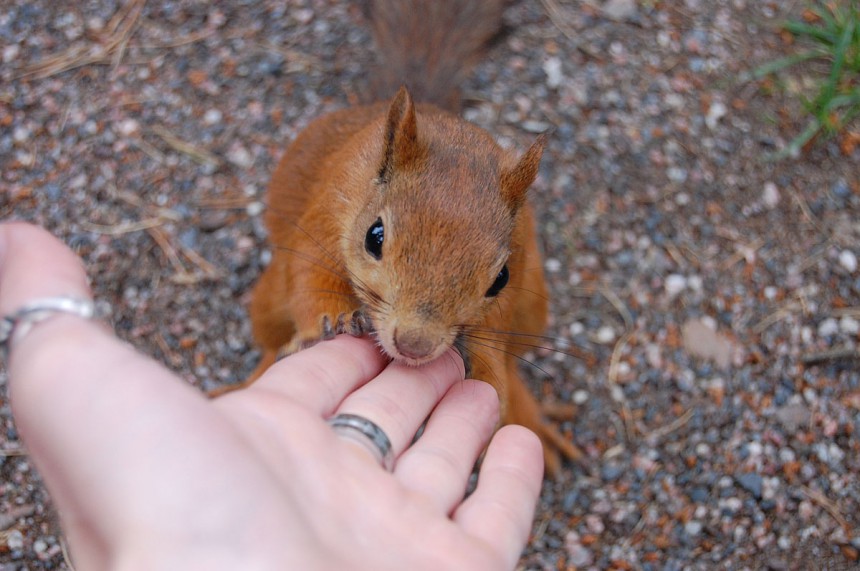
[239,335,390,414]
[0,222,92,316]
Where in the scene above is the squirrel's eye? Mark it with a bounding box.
[485,264,509,297]
[365,217,384,260]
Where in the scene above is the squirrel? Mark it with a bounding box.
[217,0,582,476]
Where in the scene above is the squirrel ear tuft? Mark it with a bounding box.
[379,86,419,182]
[500,133,547,210]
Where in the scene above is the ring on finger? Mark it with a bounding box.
[327,413,395,472]
[0,296,96,360]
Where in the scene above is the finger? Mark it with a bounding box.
[0,222,92,314]
[453,425,543,569]
[335,349,465,456]
[232,335,389,414]
[394,379,499,514]
[0,224,221,513]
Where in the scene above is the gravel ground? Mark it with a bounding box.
[2,0,859,569]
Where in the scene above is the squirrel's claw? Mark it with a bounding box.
[278,310,371,361]
[326,310,370,338]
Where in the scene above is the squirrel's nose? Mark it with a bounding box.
[393,328,437,361]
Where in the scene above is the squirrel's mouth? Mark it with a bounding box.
[371,319,460,370]
[373,326,471,376]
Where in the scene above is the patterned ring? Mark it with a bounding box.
[327,413,395,471]
[0,297,95,359]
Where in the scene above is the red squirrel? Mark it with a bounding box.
[220,0,581,475]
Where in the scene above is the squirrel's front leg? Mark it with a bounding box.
[228,251,367,390]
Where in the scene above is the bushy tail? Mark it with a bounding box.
[363,0,507,111]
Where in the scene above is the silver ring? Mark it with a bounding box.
[327,413,395,471]
[0,297,95,359]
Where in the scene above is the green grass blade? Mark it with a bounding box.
[752,50,822,78]
[783,20,839,45]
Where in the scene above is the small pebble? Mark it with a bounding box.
[203,108,224,125]
[6,529,24,550]
[543,57,564,89]
[294,8,314,24]
[13,126,30,143]
[566,543,594,567]
[736,472,763,499]
[705,101,727,130]
[685,521,703,537]
[227,145,254,168]
[117,118,140,137]
[3,44,20,63]
[839,250,857,273]
[841,315,860,335]
[665,274,687,297]
[817,318,839,337]
[602,0,637,21]
[246,201,265,217]
[762,181,780,208]
[544,257,562,273]
[585,514,605,534]
[595,325,616,344]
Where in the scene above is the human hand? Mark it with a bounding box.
[0,222,544,571]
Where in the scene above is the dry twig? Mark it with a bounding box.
[642,408,695,442]
[801,486,852,533]
[20,0,146,79]
[151,126,221,167]
[81,217,168,236]
[801,346,860,365]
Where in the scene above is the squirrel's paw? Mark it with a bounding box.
[321,310,371,339]
[277,310,370,360]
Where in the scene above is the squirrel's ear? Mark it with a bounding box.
[379,86,419,182]
[500,133,547,210]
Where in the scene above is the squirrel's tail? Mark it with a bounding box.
[363,0,507,112]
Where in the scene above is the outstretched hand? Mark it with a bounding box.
[0,222,544,571]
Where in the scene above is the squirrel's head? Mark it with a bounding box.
[342,87,546,366]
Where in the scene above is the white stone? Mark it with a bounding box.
[117,118,140,136]
[3,44,20,63]
[665,274,687,297]
[595,325,616,344]
[840,315,860,335]
[705,101,727,130]
[544,257,562,273]
[246,201,265,217]
[685,521,703,536]
[838,249,857,272]
[203,108,223,125]
[227,145,254,168]
[6,530,24,550]
[817,318,839,337]
[573,390,589,405]
[687,274,703,292]
[603,0,637,20]
[762,181,780,208]
[747,441,763,457]
[12,126,29,142]
[543,57,564,89]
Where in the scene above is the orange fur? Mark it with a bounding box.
[216,2,581,476]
